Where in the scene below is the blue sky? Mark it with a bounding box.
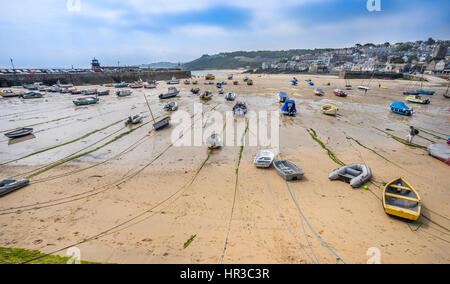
[0,0,449,68]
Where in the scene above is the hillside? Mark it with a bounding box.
[182,49,331,70]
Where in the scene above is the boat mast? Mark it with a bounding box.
[143,93,156,123]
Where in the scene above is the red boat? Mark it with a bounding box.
[334,89,347,97]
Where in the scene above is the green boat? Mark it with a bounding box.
[73,97,99,106]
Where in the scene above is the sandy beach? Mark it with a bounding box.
[0,72,449,264]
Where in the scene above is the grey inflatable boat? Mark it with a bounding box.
[329,163,372,188]
[274,160,304,181]
[0,179,29,197]
[427,144,450,165]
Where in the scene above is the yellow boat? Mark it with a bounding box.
[321,104,339,116]
[104,83,115,87]
[383,177,421,221]
[406,95,430,105]
[205,74,215,80]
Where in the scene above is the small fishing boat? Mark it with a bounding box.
[115,82,128,88]
[383,178,421,221]
[321,104,339,116]
[184,80,191,85]
[390,102,413,116]
[281,99,297,116]
[406,95,430,104]
[427,144,450,165]
[228,75,233,80]
[416,89,435,95]
[192,81,199,85]
[278,92,289,103]
[159,87,180,99]
[73,97,99,106]
[153,117,171,130]
[164,101,178,111]
[314,88,325,96]
[206,133,222,149]
[216,82,222,88]
[218,89,224,95]
[243,77,249,82]
[253,150,275,168]
[104,83,115,87]
[233,102,247,116]
[233,81,239,85]
[221,81,227,85]
[191,88,200,94]
[48,87,62,93]
[357,85,369,91]
[129,82,143,89]
[205,74,215,80]
[308,82,314,86]
[166,77,180,85]
[329,163,372,188]
[23,83,39,90]
[4,128,34,139]
[116,90,132,97]
[274,160,304,181]
[200,91,213,101]
[1,90,19,97]
[225,92,236,101]
[290,80,298,86]
[60,88,70,94]
[247,79,254,86]
[70,89,82,95]
[144,81,157,89]
[0,179,29,197]
[21,92,43,99]
[334,89,347,97]
[403,91,419,96]
[125,114,143,125]
[97,90,110,96]
[81,89,98,95]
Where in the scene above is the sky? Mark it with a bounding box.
[0,0,449,68]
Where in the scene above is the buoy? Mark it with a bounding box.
[364,186,369,190]
[148,130,152,134]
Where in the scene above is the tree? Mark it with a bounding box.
[391,57,405,64]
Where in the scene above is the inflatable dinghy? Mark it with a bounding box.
[329,163,372,188]
[428,144,450,165]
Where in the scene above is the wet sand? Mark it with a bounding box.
[0,73,449,264]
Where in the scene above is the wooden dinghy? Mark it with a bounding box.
[0,179,29,197]
[274,160,304,181]
[4,128,34,139]
[253,150,275,168]
[383,178,421,221]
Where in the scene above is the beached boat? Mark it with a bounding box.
[21,92,43,99]
[166,77,180,85]
[0,179,29,197]
[406,95,430,104]
[314,88,325,96]
[253,150,275,168]
[308,82,314,86]
[116,90,132,97]
[144,81,157,89]
[243,77,249,82]
[233,102,247,116]
[159,87,180,99]
[200,91,213,101]
[228,75,233,80]
[60,88,70,94]
[164,101,178,111]
[225,92,236,101]
[321,104,339,116]
[281,99,297,116]
[233,81,239,85]
[73,97,99,106]
[290,80,298,86]
[81,89,98,95]
[206,133,222,149]
[383,178,421,221]
[403,91,419,96]
[247,79,254,86]
[23,83,39,90]
[334,89,347,97]
[184,80,191,85]
[104,83,115,87]
[191,88,200,94]
[444,93,450,99]
[274,160,304,181]
[218,89,224,95]
[216,82,222,88]
[390,102,413,116]
[115,82,128,88]
[153,117,171,131]
[48,87,62,93]
[4,128,34,139]
[416,89,435,95]
[1,90,19,97]
[192,81,198,85]
[129,82,143,89]
[357,85,369,91]
[205,74,215,80]
[97,90,110,96]
[70,89,82,95]
[125,114,143,125]
[278,92,288,103]
[329,163,372,188]
[427,144,450,165]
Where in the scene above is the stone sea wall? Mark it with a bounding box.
[0,70,191,87]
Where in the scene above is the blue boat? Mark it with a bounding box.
[282,99,297,116]
[115,82,128,88]
[403,91,419,96]
[390,102,413,116]
[278,92,289,103]
[290,80,298,86]
[216,82,222,88]
[73,97,99,106]
[416,89,435,95]
[308,82,314,86]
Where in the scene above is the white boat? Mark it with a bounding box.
[253,150,275,168]
[233,102,247,117]
[225,92,236,101]
[125,114,143,125]
[164,101,178,111]
[357,85,369,91]
[314,88,325,96]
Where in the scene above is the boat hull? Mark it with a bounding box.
[383,178,421,221]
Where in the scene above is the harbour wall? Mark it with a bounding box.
[339,71,403,80]
[0,70,191,87]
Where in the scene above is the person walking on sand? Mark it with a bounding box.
[406,126,419,144]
